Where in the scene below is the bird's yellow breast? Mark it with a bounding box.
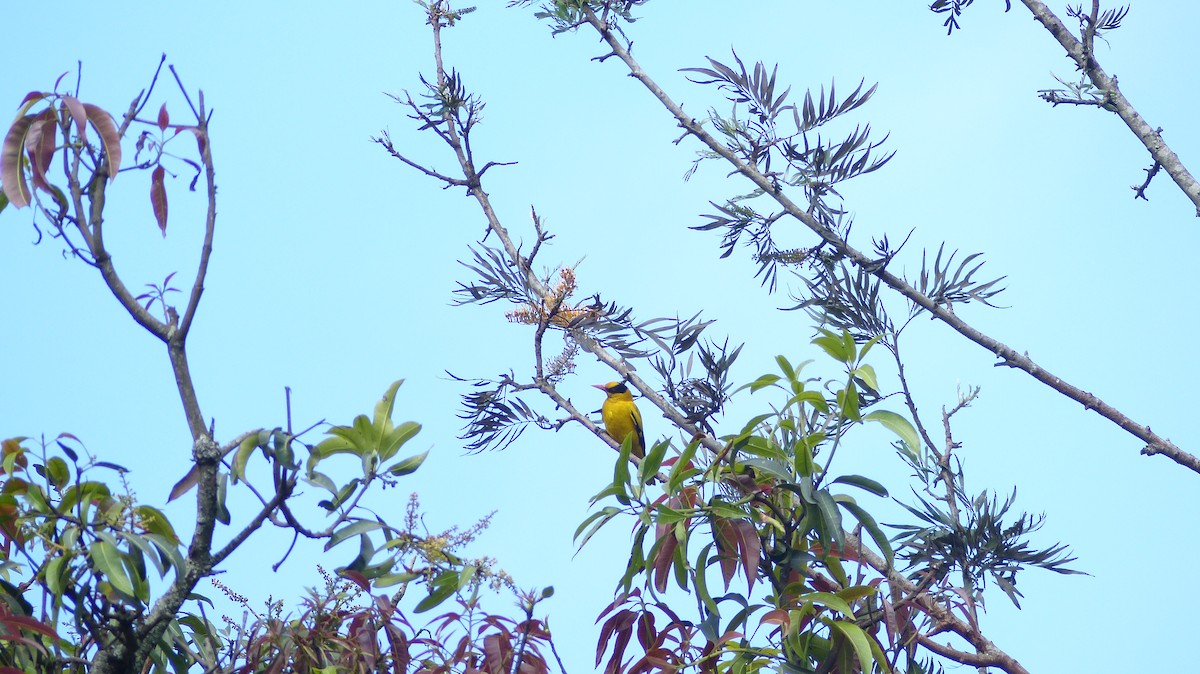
[601,389,645,459]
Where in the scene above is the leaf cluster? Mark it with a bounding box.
[928,0,1013,35]
[891,476,1083,609]
[578,334,927,674]
[685,51,892,215]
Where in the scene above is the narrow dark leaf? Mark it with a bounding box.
[151,165,167,236]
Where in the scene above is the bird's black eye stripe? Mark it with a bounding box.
[610,382,629,394]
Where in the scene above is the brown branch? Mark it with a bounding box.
[577,5,1200,476]
[95,75,220,674]
[177,89,216,340]
[85,95,171,343]
[1020,0,1200,214]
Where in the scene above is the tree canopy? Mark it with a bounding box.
[2,2,1198,673]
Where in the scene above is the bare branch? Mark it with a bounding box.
[1020,0,1200,214]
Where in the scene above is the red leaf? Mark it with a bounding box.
[1,614,60,640]
[61,95,88,145]
[26,111,58,194]
[150,165,167,236]
[605,621,633,674]
[157,103,169,132]
[341,569,370,592]
[482,634,510,674]
[732,519,760,592]
[384,623,410,672]
[16,92,46,118]
[635,612,657,651]
[651,529,677,593]
[1,116,34,208]
[881,598,898,648]
[759,608,789,629]
[596,609,635,671]
[80,103,121,180]
[712,518,737,590]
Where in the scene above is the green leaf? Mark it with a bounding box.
[387,449,428,476]
[373,380,405,437]
[89,539,136,597]
[775,355,795,381]
[380,421,421,461]
[0,189,9,214]
[231,434,261,483]
[839,383,861,422]
[613,433,633,488]
[457,563,477,591]
[144,533,186,576]
[693,543,719,616]
[740,457,792,482]
[414,570,459,613]
[215,473,230,525]
[738,413,775,435]
[655,505,692,526]
[135,503,178,539]
[828,619,874,672]
[813,330,853,364]
[46,457,70,490]
[794,436,817,477]
[863,410,920,454]
[814,489,844,550]
[852,364,879,393]
[786,390,829,413]
[44,555,68,596]
[640,438,669,483]
[325,519,384,551]
[737,435,783,460]
[574,506,621,548]
[672,525,690,591]
[24,484,50,513]
[830,474,888,498]
[835,584,878,603]
[738,373,780,393]
[373,571,421,588]
[801,590,855,617]
[304,470,338,496]
[121,531,167,577]
[857,334,882,361]
[327,478,362,511]
[707,499,749,520]
[668,438,700,491]
[838,499,894,562]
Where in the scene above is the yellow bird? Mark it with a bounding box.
[594,381,645,459]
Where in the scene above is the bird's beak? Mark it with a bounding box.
[592,384,606,391]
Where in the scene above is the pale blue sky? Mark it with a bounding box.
[4,2,1199,672]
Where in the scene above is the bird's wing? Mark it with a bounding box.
[632,406,646,451]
